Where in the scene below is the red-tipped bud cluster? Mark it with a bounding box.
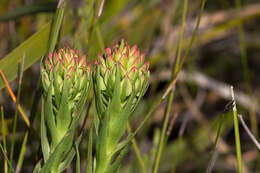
[41,47,91,105]
[94,39,150,106]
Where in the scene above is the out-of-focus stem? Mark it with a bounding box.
[230,86,243,173]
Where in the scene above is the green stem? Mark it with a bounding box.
[1,106,7,173]
[47,0,66,54]
[234,0,257,137]
[127,123,147,173]
[95,156,111,173]
[207,114,224,173]
[231,86,243,173]
[153,0,188,172]
[9,58,24,173]
[153,92,174,173]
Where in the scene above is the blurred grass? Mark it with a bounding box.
[0,0,260,172]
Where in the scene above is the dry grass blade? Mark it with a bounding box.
[0,70,30,127]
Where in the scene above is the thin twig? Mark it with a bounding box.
[238,114,260,151]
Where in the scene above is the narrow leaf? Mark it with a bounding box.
[16,131,29,173]
[86,125,93,173]
[41,99,50,162]
[40,131,74,173]
[0,23,51,89]
[108,146,129,173]
[57,148,75,173]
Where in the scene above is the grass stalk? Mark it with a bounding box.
[0,70,30,127]
[127,123,147,173]
[9,57,25,173]
[15,132,29,173]
[1,106,7,173]
[230,86,243,173]
[234,0,257,138]
[206,114,224,173]
[86,0,103,52]
[0,143,15,173]
[47,0,67,54]
[153,1,187,172]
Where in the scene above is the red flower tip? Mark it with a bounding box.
[94,59,100,65]
[105,48,112,55]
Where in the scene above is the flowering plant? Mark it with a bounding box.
[93,39,150,172]
[39,47,91,173]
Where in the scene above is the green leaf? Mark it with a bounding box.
[93,66,105,117]
[76,144,80,173]
[39,131,74,173]
[47,0,66,53]
[57,148,75,173]
[108,146,129,173]
[75,133,83,173]
[33,160,42,173]
[45,84,58,149]
[41,99,50,163]
[0,2,57,22]
[0,23,51,89]
[107,64,125,150]
[16,131,29,173]
[56,78,71,136]
[86,125,93,173]
[111,133,133,157]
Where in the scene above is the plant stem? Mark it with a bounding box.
[234,0,257,138]
[9,57,24,173]
[1,106,7,173]
[153,92,174,173]
[207,114,224,173]
[230,86,243,173]
[153,0,188,171]
[127,123,147,173]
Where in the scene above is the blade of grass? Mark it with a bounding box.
[234,0,257,138]
[47,0,67,54]
[127,123,147,173]
[152,0,188,172]
[76,137,81,173]
[86,125,93,173]
[230,86,243,173]
[0,23,51,90]
[0,2,57,22]
[9,56,25,173]
[95,25,105,53]
[1,106,7,173]
[206,114,224,173]
[0,144,15,173]
[86,0,104,52]
[15,131,29,173]
[0,69,30,127]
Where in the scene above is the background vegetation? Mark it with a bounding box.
[0,0,260,172]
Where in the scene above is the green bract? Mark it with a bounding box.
[40,47,91,173]
[93,39,150,173]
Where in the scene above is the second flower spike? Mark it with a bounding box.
[93,39,150,173]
